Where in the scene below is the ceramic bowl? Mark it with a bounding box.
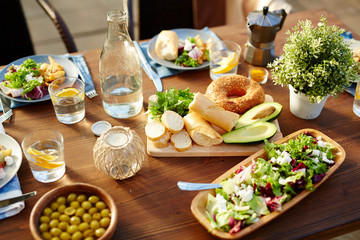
[29,183,117,240]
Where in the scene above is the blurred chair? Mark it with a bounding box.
[36,0,78,53]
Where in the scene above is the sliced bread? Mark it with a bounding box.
[170,129,192,152]
[150,130,171,148]
[145,121,166,141]
[161,110,184,133]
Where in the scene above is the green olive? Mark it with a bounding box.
[49,219,59,228]
[56,196,67,205]
[70,201,80,209]
[78,222,89,232]
[66,193,77,203]
[39,223,49,232]
[64,207,76,216]
[51,237,60,240]
[50,227,62,236]
[94,228,106,237]
[81,201,92,210]
[50,211,61,220]
[66,224,78,234]
[89,220,100,230]
[70,216,81,225]
[76,194,87,203]
[40,215,51,223]
[58,221,69,231]
[59,214,70,222]
[42,232,52,240]
[100,217,111,228]
[92,213,101,221]
[75,207,85,217]
[95,201,106,210]
[71,231,83,240]
[88,207,98,215]
[83,229,94,237]
[88,195,99,204]
[59,232,71,240]
[43,207,53,216]
[58,204,66,213]
[82,213,92,223]
[84,237,95,240]
[100,209,110,218]
[51,202,59,211]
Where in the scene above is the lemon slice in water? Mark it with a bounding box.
[27,147,63,169]
[211,52,239,74]
[55,88,80,97]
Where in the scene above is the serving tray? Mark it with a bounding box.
[190,128,346,239]
[147,95,283,157]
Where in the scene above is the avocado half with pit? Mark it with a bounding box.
[235,102,282,129]
[223,121,277,144]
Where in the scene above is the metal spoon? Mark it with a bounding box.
[177,181,222,191]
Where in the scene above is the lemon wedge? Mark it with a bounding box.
[211,52,239,74]
[27,147,62,169]
[55,88,81,97]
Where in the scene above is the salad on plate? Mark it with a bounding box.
[175,35,211,68]
[0,56,65,100]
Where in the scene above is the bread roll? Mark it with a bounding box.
[155,30,179,60]
[170,129,192,152]
[189,92,239,132]
[183,112,223,147]
[161,110,184,133]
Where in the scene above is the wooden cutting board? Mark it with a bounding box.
[147,95,283,157]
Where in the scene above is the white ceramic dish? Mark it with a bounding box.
[0,54,78,103]
[0,133,22,188]
[147,28,219,70]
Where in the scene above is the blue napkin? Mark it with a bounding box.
[0,175,25,220]
[341,31,357,96]
[139,27,221,78]
[0,53,95,112]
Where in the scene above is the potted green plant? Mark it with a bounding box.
[268,16,359,119]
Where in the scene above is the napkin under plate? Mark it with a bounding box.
[0,175,24,220]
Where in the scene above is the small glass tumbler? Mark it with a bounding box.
[48,77,85,124]
[93,126,146,180]
[209,40,241,80]
[249,67,268,84]
[22,129,65,183]
[353,81,360,117]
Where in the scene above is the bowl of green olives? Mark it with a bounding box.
[30,183,117,240]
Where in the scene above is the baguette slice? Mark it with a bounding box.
[189,92,239,132]
[183,112,223,147]
[150,130,171,148]
[161,110,184,133]
[145,121,166,141]
[170,129,192,152]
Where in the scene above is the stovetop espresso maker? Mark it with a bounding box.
[244,6,287,66]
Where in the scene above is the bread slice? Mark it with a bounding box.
[150,130,171,148]
[170,129,192,152]
[183,112,223,147]
[155,30,179,60]
[145,121,166,141]
[161,110,184,133]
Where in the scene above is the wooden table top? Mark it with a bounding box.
[1,8,360,240]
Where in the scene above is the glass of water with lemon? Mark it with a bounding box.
[49,77,85,124]
[22,129,65,183]
[209,40,241,80]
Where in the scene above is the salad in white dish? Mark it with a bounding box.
[0,56,65,100]
[0,145,14,180]
[206,132,335,234]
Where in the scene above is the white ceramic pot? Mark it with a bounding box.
[289,85,329,119]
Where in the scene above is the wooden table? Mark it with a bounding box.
[1,9,360,240]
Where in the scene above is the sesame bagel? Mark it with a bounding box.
[205,75,265,114]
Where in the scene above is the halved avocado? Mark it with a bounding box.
[235,102,282,129]
[223,121,277,143]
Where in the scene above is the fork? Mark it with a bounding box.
[0,109,13,123]
[85,88,98,98]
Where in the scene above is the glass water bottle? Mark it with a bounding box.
[99,10,143,119]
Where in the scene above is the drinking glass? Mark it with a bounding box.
[209,40,241,80]
[22,129,65,183]
[48,76,85,124]
[353,81,360,117]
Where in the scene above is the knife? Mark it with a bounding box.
[0,94,11,120]
[134,41,163,92]
[0,191,37,208]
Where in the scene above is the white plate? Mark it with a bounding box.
[147,28,220,70]
[0,133,23,189]
[345,38,360,51]
[0,54,78,103]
